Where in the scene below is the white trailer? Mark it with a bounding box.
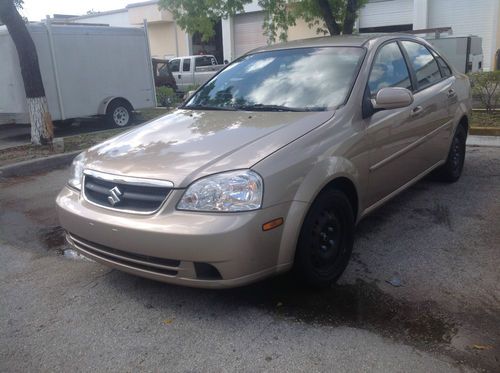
[427,36,483,74]
[0,22,156,127]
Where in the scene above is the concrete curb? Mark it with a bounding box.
[466,135,500,148]
[0,150,80,179]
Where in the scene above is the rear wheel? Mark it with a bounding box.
[435,125,467,182]
[295,189,355,287]
[106,100,132,128]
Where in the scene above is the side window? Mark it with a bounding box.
[368,42,412,95]
[435,55,452,78]
[195,56,216,68]
[169,59,180,73]
[182,58,191,72]
[401,41,441,89]
[158,63,169,77]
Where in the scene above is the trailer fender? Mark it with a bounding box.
[98,97,133,115]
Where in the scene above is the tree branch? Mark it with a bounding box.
[315,0,341,35]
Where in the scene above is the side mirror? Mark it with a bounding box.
[184,90,196,101]
[371,87,414,110]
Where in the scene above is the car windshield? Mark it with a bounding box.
[184,47,365,112]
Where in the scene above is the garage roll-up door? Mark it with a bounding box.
[234,12,267,58]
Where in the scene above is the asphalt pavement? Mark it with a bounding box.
[0,146,499,372]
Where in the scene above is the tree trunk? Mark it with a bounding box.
[315,0,341,35]
[0,0,53,145]
[343,0,358,34]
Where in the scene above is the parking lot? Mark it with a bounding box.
[0,146,499,372]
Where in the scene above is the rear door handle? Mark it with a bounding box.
[410,106,424,117]
[447,89,456,98]
[178,74,181,79]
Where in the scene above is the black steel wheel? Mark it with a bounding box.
[295,189,355,287]
[435,125,467,182]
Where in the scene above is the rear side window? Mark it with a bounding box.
[368,42,412,95]
[169,59,180,73]
[182,58,191,72]
[435,55,452,78]
[401,41,441,89]
[195,56,216,68]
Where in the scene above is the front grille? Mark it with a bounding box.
[83,171,172,213]
[68,233,180,276]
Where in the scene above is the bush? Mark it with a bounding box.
[469,71,500,113]
[156,86,178,107]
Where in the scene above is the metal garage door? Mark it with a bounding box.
[234,12,267,58]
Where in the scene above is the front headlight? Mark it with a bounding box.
[67,152,85,190]
[177,170,263,212]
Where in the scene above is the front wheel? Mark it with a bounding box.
[294,189,355,287]
[434,125,467,182]
[106,100,132,128]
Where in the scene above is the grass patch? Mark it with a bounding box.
[136,107,172,122]
[471,111,500,128]
[1,108,169,167]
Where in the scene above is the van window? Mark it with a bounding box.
[182,58,191,72]
[169,59,180,73]
[368,42,412,95]
[402,41,441,89]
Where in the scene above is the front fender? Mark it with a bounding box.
[275,156,362,267]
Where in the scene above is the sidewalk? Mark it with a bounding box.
[466,135,500,147]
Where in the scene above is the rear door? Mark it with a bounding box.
[194,56,217,86]
[400,40,455,165]
[178,58,193,91]
[168,58,181,88]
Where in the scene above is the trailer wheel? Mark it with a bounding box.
[106,99,132,128]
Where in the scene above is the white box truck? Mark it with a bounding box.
[426,36,483,74]
[0,22,156,127]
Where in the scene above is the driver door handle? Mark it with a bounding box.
[410,106,424,117]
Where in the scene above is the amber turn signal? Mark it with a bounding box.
[262,217,284,231]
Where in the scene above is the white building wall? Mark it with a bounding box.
[428,0,497,70]
[358,0,414,28]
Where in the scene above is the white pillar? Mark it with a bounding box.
[413,0,428,30]
[221,16,234,62]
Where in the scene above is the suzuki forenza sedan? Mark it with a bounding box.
[57,35,471,288]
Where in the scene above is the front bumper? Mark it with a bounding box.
[56,186,295,288]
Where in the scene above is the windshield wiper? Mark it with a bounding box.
[236,104,326,112]
[236,104,301,112]
[184,104,237,111]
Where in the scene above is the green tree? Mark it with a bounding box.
[0,0,53,145]
[159,0,367,43]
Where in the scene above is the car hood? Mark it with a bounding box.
[83,109,334,187]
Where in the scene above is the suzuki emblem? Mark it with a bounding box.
[108,186,123,206]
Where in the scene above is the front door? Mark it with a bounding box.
[365,41,437,206]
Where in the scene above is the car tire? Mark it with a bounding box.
[434,125,467,183]
[294,189,355,287]
[106,100,132,128]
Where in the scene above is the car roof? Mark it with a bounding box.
[248,34,426,53]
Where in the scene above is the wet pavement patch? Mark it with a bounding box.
[38,225,66,250]
[224,277,457,347]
